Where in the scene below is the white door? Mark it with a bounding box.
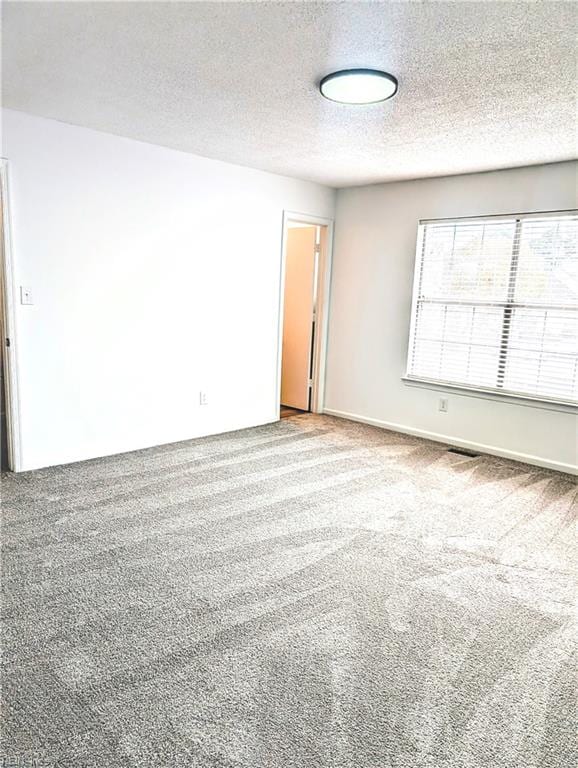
[281,226,316,410]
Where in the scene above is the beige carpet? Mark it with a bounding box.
[1,414,576,767]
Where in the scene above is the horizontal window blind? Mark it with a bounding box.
[406,212,578,405]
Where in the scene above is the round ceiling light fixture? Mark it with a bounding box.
[319,68,398,104]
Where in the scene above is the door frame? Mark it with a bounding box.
[1,159,23,471]
[276,210,334,418]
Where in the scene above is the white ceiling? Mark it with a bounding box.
[3,1,577,187]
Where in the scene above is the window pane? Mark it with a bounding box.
[411,338,442,380]
[515,217,578,306]
[503,307,578,401]
[410,302,502,387]
[443,305,473,342]
[420,221,515,301]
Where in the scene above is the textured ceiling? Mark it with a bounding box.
[2,1,577,187]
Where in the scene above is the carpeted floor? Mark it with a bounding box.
[1,414,576,768]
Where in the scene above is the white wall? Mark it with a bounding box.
[1,110,335,470]
[325,162,578,473]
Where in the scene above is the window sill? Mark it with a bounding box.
[402,376,578,414]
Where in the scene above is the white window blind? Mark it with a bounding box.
[405,211,578,405]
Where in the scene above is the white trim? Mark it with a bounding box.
[402,376,576,413]
[322,408,577,476]
[276,211,334,418]
[404,222,425,390]
[0,160,23,471]
[419,208,577,225]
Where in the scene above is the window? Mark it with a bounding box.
[405,211,578,405]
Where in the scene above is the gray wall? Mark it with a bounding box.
[325,162,577,472]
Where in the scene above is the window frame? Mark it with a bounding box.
[403,209,578,411]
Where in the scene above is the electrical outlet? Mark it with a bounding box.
[199,391,208,406]
[439,397,448,413]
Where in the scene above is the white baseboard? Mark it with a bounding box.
[322,408,577,476]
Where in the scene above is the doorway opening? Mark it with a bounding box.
[1,160,21,472]
[0,278,8,470]
[277,212,333,420]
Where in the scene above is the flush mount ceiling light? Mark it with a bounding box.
[319,68,398,104]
